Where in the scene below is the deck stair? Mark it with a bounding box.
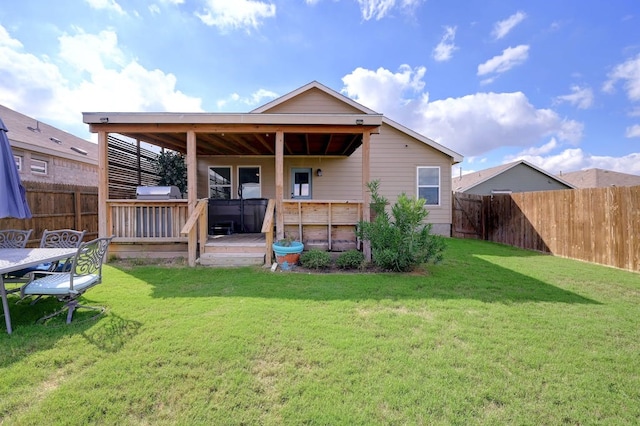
[199,233,267,267]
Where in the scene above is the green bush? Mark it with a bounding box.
[336,250,365,269]
[300,249,332,270]
[153,151,187,195]
[357,180,446,272]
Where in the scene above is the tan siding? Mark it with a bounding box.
[196,122,454,229]
[370,124,453,225]
[261,88,364,114]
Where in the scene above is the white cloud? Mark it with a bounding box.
[149,4,161,14]
[518,138,559,156]
[554,85,594,109]
[477,45,529,76]
[341,65,426,118]
[357,0,423,20]
[626,124,640,138]
[341,65,583,159]
[603,54,640,101]
[510,149,640,175]
[432,26,457,62]
[216,89,278,109]
[492,11,526,40]
[418,92,582,157]
[0,24,202,139]
[85,0,126,15]
[195,0,276,32]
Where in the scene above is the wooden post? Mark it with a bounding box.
[98,131,108,238]
[74,189,82,232]
[187,130,197,266]
[275,131,284,241]
[362,131,371,261]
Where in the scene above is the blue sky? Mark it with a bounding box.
[1,0,639,176]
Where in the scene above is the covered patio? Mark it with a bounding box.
[83,112,382,266]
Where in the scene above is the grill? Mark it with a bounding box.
[135,186,182,200]
[135,186,181,237]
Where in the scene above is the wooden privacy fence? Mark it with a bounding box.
[453,186,640,272]
[0,181,98,247]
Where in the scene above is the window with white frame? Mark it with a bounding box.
[238,166,261,198]
[417,166,440,206]
[31,159,48,175]
[14,155,22,172]
[208,166,232,199]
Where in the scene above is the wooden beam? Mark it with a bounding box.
[323,134,334,155]
[98,131,108,239]
[187,130,198,267]
[254,134,274,154]
[89,123,380,135]
[275,131,284,241]
[362,131,371,261]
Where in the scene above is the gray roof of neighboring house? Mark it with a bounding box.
[453,159,575,192]
[0,104,98,165]
[558,168,640,188]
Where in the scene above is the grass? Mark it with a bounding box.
[1,238,639,425]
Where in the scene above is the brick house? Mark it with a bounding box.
[0,104,98,186]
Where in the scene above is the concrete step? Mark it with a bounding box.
[203,244,266,254]
[198,252,265,267]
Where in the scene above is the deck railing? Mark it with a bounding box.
[282,200,363,251]
[107,199,190,243]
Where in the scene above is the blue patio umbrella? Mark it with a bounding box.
[0,116,32,219]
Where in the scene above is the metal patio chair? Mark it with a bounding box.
[0,229,32,248]
[5,229,86,293]
[21,236,113,324]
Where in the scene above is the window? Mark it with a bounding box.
[208,166,231,199]
[14,155,22,172]
[238,166,261,198]
[417,166,440,205]
[31,159,48,175]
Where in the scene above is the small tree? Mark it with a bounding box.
[357,180,445,272]
[153,151,187,196]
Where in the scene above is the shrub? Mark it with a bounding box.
[153,150,187,195]
[357,180,446,272]
[336,250,365,270]
[300,249,332,270]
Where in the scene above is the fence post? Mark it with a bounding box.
[74,190,82,231]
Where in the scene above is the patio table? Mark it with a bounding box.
[1,248,78,334]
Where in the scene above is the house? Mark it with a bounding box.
[0,104,98,186]
[82,81,463,266]
[558,168,640,189]
[453,160,574,195]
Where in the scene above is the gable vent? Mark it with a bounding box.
[70,146,88,155]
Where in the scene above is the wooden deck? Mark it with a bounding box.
[200,233,267,267]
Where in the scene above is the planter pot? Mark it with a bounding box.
[272,241,304,270]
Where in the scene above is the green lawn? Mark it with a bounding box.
[1,238,639,425]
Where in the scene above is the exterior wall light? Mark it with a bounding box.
[316,169,323,177]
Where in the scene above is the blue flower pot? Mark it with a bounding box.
[272,241,304,270]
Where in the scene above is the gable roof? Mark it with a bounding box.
[558,168,640,188]
[453,159,575,192]
[1,104,98,165]
[253,81,463,164]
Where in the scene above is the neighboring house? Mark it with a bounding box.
[453,160,574,195]
[0,104,98,186]
[83,81,463,265]
[558,168,640,188]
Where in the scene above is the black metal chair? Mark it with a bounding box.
[21,236,113,324]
